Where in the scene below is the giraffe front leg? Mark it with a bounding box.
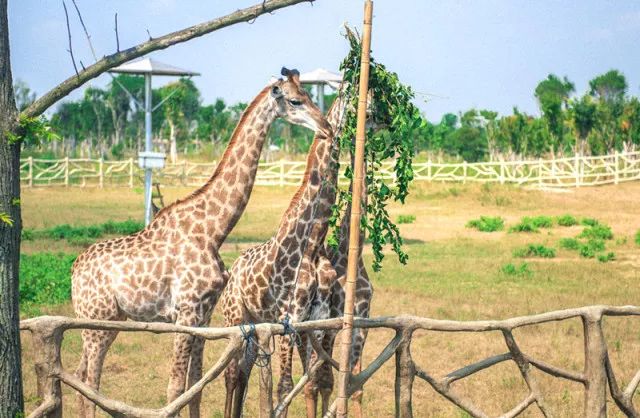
[276,335,295,418]
[187,336,205,418]
[79,329,120,418]
[167,331,195,410]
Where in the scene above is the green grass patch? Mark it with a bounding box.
[501,262,532,277]
[20,253,75,306]
[509,216,553,233]
[635,230,640,246]
[397,215,416,224]
[22,219,144,243]
[581,217,600,227]
[513,244,556,258]
[597,252,616,263]
[579,239,606,258]
[559,238,581,250]
[466,216,505,232]
[556,214,578,227]
[579,224,613,241]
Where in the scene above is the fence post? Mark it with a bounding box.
[582,313,607,418]
[28,156,33,188]
[32,323,64,418]
[99,157,104,188]
[394,329,415,418]
[538,158,543,188]
[462,161,467,184]
[614,151,620,184]
[64,156,69,187]
[182,160,188,186]
[280,160,285,187]
[129,158,134,188]
[499,160,505,185]
[574,154,581,187]
[427,159,432,182]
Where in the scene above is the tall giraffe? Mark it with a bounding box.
[71,68,331,418]
[220,86,344,418]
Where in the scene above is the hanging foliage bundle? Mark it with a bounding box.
[328,27,424,271]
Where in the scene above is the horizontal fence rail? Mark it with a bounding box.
[19,151,640,189]
[21,305,640,417]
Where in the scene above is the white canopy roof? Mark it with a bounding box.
[269,68,342,89]
[109,58,200,77]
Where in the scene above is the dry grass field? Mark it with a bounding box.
[19,181,640,417]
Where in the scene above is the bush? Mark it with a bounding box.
[513,244,556,258]
[501,262,532,277]
[579,239,606,258]
[397,215,416,224]
[581,217,600,227]
[20,253,76,305]
[597,252,616,263]
[556,214,578,227]
[559,237,581,250]
[635,230,640,246]
[530,216,554,229]
[579,224,613,241]
[466,216,505,232]
[509,218,539,233]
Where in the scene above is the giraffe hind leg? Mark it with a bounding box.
[187,336,205,418]
[78,328,120,418]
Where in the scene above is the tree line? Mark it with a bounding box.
[416,69,640,162]
[17,69,640,163]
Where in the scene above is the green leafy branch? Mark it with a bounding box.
[7,114,59,146]
[329,27,423,271]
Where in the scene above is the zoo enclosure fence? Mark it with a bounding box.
[21,305,640,418]
[19,150,640,189]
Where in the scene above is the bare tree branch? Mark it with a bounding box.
[71,0,98,61]
[114,13,119,52]
[62,1,79,77]
[22,0,316,119]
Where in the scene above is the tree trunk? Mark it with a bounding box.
[0,0,24,414]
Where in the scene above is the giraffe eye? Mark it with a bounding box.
[288,98,303,107]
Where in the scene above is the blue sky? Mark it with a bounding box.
[8,1,640,121]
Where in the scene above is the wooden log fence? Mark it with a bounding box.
[20,304,640,417]
[19,151,640,189]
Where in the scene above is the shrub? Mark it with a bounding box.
[19,253,76,305]
[635,230,640,246]
[466,216,505,232]
[597,252,616,263]
[581,217,600,227]
[579,224,613,241]
[556,214,578,227]
[530,216,554,229]
[397,215,416,224]
[579,239,605,258]
[509,218,539,233]
[559,237,580,250]
[513,244,556,258]
[501,262,532,277]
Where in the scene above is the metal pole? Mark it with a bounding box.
[144,73,153,225]
[318,83,325,113]
[336,2,373,417]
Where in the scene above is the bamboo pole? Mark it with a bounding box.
[336,2,373,417]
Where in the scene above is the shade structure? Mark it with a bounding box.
[299,67,342,89]
[109,57,200,77]
[109,57,199,226]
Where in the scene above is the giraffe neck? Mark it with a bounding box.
[270,101,341,263]
[156,86,276,248]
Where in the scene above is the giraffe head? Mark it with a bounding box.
[271,67,332,137]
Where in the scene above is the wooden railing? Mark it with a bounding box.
[19,151,640,189]
[21,305,640,417]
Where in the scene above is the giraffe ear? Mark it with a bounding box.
[281,67,300,85]
[271,84,283,99]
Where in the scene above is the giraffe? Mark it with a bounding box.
[70,67,331,418]
[220,84,345,418]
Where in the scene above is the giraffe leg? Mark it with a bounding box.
[317,331,337,418]
[187,336,205,418]
[349,327,368,418]
[277,335,294,418]
[232,343,257,418]
[74,347,88,416]
[78,329,119,418]
[299,333,319,418]
[224,356,239,418]
[350,358,363,418]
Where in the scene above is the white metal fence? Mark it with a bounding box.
[19,151,640,189]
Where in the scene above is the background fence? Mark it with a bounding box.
[21,305,640,417]
[19,151,640,189]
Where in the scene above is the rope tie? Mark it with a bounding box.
[240,323,272,371]
[281,315,302,347]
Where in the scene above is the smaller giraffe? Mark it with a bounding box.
[220,74,340,418]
